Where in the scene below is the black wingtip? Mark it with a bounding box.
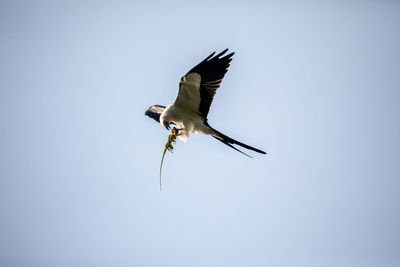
[215,48,229,58]
[205,51,216,61]
[225,52,235,59]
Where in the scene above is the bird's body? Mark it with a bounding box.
[160,104,213,142]
[145,49,266,157]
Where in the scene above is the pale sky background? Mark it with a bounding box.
[1,1,400,266]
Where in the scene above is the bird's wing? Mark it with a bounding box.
[174,49,234,119]
[145,105,166,123]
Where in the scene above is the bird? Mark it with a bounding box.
[145,49,266,157]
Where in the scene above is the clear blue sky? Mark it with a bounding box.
[1,1,399,266]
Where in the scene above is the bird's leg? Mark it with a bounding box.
[172,127,181,136]
[173,127,186,137]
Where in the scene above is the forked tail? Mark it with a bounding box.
[205,122,266,158]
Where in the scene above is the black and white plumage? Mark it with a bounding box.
[145,49,266,157]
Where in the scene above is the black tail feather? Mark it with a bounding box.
[206,123,267,156]
[211,136,253,158]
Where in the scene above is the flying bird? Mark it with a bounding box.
[145,49,266,157]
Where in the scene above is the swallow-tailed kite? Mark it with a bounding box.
[145,49,266,157]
